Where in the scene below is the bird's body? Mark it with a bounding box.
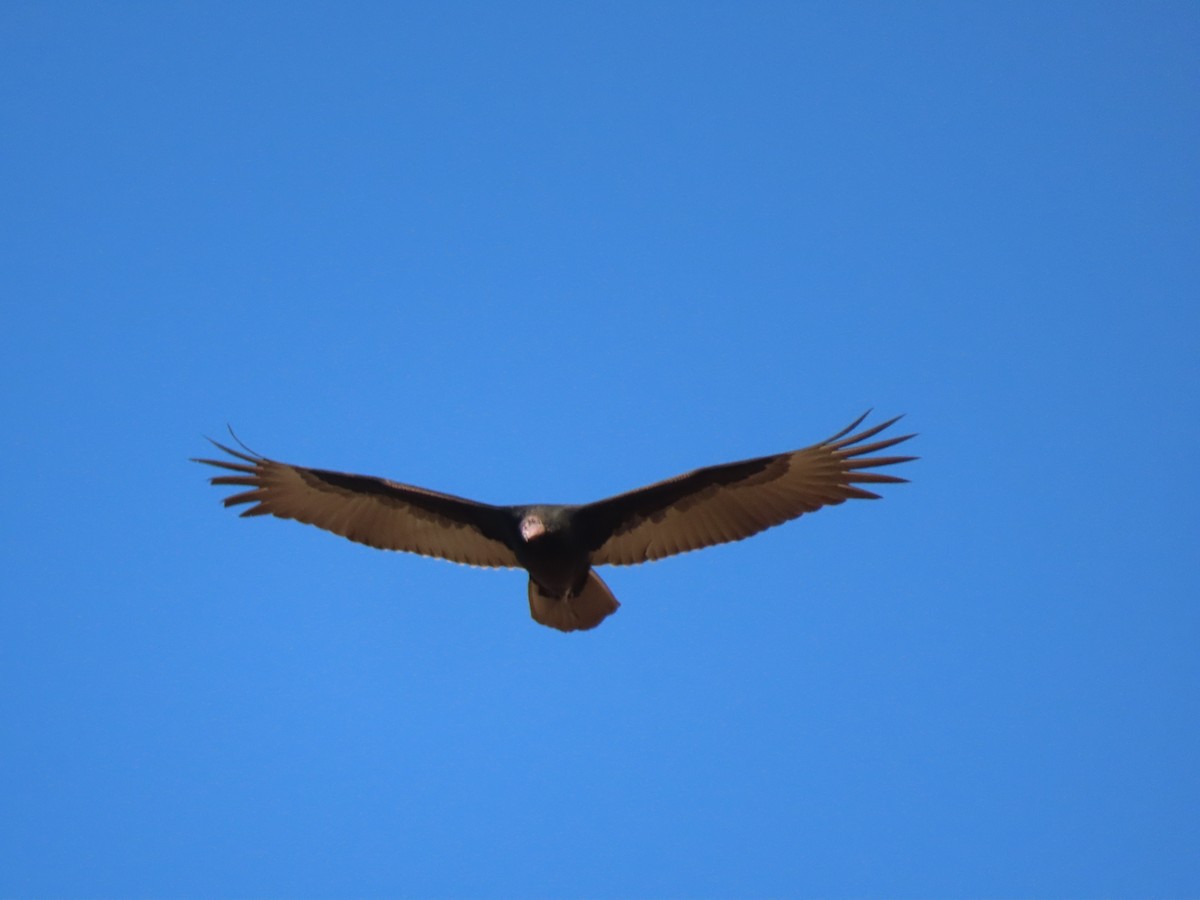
[195,412,915,631]
[512,507,589,593]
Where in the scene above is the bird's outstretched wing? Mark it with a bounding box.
[194,438,521,568]
[577,412,916,566]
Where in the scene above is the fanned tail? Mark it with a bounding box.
[527,570,620,632]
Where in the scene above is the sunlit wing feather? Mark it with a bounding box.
[580,412,916,566]
[194,439,520,568]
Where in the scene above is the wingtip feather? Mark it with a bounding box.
[830,414,905,450]
[222,489,267,507]
[843,454,919,470]
[825,409,872,444]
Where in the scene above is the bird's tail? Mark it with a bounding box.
[527,570,620,632]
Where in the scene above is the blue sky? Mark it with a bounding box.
[2,3,1197,897]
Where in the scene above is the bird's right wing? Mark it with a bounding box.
[578,412,915,566]
[195,439,521,568]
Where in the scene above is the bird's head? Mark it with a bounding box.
[519,513,547,543]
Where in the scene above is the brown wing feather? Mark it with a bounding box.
[194,439,520,568]
[581,412,916,566]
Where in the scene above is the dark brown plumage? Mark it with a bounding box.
[195,411,916,631]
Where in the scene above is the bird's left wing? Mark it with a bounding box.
[195,439,521,568]
[577,412,916,566]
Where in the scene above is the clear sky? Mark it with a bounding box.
[2,3,1197,897]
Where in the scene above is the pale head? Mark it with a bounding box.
[519,513,546,542]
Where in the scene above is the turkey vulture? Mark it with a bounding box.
[195,412,915,632]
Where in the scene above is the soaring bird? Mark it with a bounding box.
[195,412,915,632]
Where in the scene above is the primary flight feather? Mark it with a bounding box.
[195,411,916,632]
